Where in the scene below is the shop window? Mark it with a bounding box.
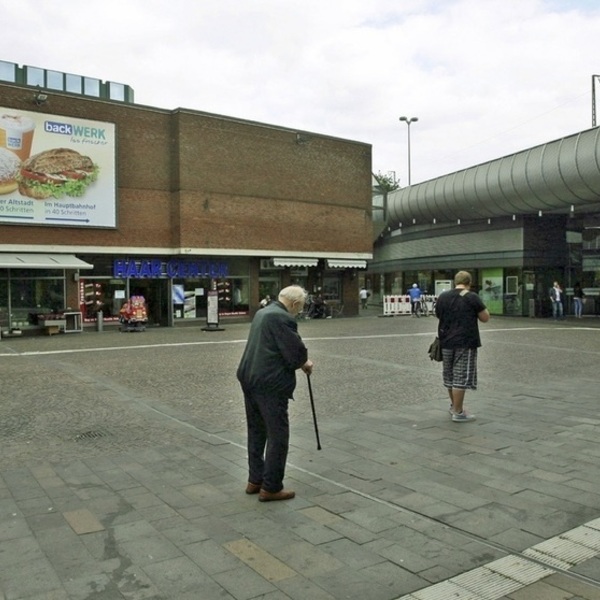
[290,276,308,291]
[0,278,8,329]
[172,279,210,319]
[9,268,58,278]
[506,276,518,295]
[259,277,281,304]
[172,277,249,319]
[322,275,340,301]
[10,278,64,327]
[80,279,126,322]
[503,269,524,316]
[217,278,249,315]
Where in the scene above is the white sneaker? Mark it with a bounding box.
[452,411,476,422]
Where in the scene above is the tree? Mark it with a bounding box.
[373,171,400,193]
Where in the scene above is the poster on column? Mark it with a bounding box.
[0,107,116,228]
[480,268,503,314]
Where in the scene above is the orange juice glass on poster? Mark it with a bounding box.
[0,114,36,161]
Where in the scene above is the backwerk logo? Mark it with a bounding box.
[44,120,106,140]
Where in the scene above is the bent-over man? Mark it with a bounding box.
[237,285,314,501]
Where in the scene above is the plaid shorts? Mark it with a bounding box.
[442,347,478,390]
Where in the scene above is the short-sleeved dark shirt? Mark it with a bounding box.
[435,288,487,349]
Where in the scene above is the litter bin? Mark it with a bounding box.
[96,310,104,332]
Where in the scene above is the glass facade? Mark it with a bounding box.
[65,73,82,94]
[0,60,16,82]
[77,255,252,327]
[46,70,64,90]
[25,66,44,87]
[80,279,125,322]
[84,77,101,97]
[109,82,125,101]
[0,60,134,103]
[0,269,66,330]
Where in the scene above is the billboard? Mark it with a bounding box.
[0,107,116,228]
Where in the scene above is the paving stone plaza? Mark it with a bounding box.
[1,312,600,599]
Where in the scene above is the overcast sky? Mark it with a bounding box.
[6,0,600,185]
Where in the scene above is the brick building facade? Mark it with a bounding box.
[0,63,372,334]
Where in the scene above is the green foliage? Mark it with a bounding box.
[373,172,400,192]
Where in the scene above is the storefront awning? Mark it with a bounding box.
[0,253,94,269]
[272,257,319,267]
[326,259,367,269]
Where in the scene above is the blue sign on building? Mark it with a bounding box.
[113,259,229,279]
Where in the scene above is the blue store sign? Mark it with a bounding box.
[113,259,229,279]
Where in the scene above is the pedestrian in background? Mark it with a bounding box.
[435,271,490,422]
[549,281,564,320]
[237,285,314,501]
[408,283,422,317]
[359,287,369,309]
[573,282,584,319]
[259,294,271,308]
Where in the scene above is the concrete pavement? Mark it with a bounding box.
[1,313,600,599]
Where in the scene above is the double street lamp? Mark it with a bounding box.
[399,116,418,185]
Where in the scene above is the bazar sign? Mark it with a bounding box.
[113,259,229,279]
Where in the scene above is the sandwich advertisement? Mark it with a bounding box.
[0,107,116,228]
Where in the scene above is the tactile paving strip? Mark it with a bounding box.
[523,520,600,570]
[396,555,552,600]
[485,555,554,584]
[394,517,600,600]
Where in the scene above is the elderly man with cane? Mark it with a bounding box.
[237,285,314,502]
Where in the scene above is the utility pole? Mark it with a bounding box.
[399,116,418,185]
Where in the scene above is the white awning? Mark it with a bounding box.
[0,253,94,269]
[272,257,319,267]
[326,259,367,269]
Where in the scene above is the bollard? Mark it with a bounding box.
[96,310,104,332]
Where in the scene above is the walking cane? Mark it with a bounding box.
[306,373,322,450]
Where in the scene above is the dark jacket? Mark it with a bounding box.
[236,300,308,397]
[549,286,563,302]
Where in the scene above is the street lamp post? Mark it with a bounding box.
[399,116,418,185]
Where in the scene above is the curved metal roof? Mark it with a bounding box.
[386,127,600,226]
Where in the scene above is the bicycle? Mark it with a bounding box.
[415,297,434,317]
[296,302,312,320]
[413,298,426,317]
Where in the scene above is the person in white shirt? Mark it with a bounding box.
[549,281,564,320]
[359,287,369,309]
